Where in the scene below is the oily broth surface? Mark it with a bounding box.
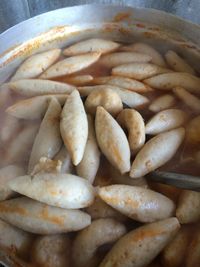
[0,40,200,267]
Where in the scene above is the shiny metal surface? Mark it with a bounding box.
[0,0,200,33]
[0,4,200,266]
[147,171,200,192]
[1,4,200,85]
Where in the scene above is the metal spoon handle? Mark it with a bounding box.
[147,171,200,192]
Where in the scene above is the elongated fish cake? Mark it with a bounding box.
[117,109,145,154]
[60,90,88,166]
[6,94,67,120]
[165,50,195,74]
[11,49,61,81]
[98,185,175,222]
[121,42,167,67]
[40,52,100,79]
[93,76,152,93]
[76,115,100,184]
[149,94,176,113]
[145,109,188,135]
[65,75,93,86]
[144,72,200,94]
[173,87,200,113]
[112,63,171,80]
[176,190,200,223]
[9,173,95,209]
[28,98,62,172]
[130,128,185,178]
[100,52,152,67]
[8,79,75,97]
[95,107,130,174]
[63,38,120,56]
[99,217,180,267]
[0,197,91,234]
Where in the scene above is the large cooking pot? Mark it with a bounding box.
[1,4,200,85]
[0,4,200,267]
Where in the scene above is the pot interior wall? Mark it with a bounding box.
[0,4,200,266]
[0,5,200,84]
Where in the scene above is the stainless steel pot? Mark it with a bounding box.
[1,4,200,85]
[0,4,200,266]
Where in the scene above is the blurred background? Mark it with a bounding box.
[0,0,200,33]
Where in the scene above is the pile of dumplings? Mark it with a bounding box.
[0,38,200,267]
